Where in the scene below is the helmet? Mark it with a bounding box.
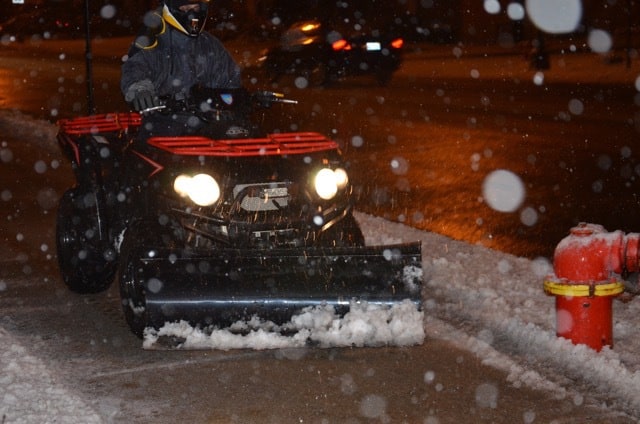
[162,0,209,37]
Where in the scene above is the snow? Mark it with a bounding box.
[143,299,425,350]
[525,0,582,34]
[0,328,102,424]
[482,169,526,213]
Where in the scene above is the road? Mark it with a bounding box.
[263,49,640,259]
[1,38,639,422]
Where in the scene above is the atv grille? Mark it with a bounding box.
[233,183,290,212]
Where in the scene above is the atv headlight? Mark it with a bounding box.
[333,168,348,189]
[314,167,348,200]
[173,173,221,206]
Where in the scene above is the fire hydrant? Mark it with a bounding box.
[543,223,638,351]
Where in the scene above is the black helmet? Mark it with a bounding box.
[162,0,209,37]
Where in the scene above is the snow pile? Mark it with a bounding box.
[0,328,102,424]
[143,299,424,350]
[0,110,58,153]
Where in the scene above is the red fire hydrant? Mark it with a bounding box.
[544,223,637,351]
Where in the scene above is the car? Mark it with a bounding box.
[259,19,404,86]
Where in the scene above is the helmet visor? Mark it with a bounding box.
[164,0,209,36]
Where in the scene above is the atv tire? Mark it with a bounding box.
[118,240,147,338]
[118,219,179,338]
[56,189,117,293]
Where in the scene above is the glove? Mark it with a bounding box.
[125,80,161,112]
[132,90,161,112]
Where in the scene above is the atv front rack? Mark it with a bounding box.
[58,114,338,157]
[147,132,339,157]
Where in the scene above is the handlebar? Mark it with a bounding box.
[139,104,167,114]
[255,91,298,105]
[138,90,296,115]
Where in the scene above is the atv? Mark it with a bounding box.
[55,87,423,343]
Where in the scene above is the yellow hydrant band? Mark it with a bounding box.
[543,280,625,297]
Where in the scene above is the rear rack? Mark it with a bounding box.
[147,132,339,157]
[58,113,142,135]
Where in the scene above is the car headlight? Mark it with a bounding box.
[173,173,221,206]
[314,167,348,200]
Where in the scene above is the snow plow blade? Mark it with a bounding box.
[135,242,422,331]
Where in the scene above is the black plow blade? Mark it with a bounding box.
[133,242,424,349]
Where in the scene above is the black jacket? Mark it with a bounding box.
[121,9,242,102]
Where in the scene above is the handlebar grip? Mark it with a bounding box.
[139,104,167,115]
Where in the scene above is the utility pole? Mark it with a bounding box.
[84,0,95,115]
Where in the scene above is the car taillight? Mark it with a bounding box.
[332,39,351,51]
[390,38,404,49]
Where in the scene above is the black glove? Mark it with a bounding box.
[124,80,161,112]
[132,90,161,112]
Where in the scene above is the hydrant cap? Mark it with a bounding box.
[554,224,624,282]
[569,222,606,237]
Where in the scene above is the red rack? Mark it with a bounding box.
[147,132,339,157]
[58,115,338,157]
[58,113,142,135]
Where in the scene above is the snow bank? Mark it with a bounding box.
[0,110,58,153]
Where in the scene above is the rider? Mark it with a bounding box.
[121,0,242,136]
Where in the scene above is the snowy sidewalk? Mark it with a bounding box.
[360,212,640,419]
[0,328,102,424]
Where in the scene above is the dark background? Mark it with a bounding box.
[5,0,640,48]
